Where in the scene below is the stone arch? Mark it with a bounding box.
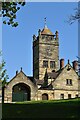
[4,73,38,102]
[12,83,31,102]
[42,93,48,100]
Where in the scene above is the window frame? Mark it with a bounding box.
[43,60,48,68]
[66,79,72,86]
[50,61,55,68]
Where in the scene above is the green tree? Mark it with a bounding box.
[0,50,9,102]
[0,51,9,87]
[1,2,26,27]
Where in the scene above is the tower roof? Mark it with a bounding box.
[41,27,53,35]
[41,18,53,35]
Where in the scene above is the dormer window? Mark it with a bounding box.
[50,37,53,40]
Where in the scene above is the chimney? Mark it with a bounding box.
[60,59,64,69]
[72,60,78,71]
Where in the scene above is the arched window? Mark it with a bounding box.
[42,93,48,100]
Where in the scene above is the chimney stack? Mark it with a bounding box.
[60,59,64,69]
[72,60,78,71]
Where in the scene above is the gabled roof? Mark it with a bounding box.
[7,70,34,85]
[53,63,78,82]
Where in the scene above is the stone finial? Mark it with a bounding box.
[38,29,41,36]
[67,59,71,71]
[16,70,18,75]
[33,35,36,41]
[68,59,70,64]
[20,67,22,72]
[44,17,48,29]
[55,31,59,39]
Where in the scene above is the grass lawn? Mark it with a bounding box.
[2,98,80,119]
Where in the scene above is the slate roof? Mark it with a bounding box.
[36,79,44,85]
[41,27,53,35]
[39,83,53,90]
[48,71,58,79]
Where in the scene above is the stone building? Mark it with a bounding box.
[4,21,80,103]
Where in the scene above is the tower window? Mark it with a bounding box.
[50,61,55,68]
[66,79,72,85]
[43,61,48,68]
[50,37,53,40]
[42,35,45,39]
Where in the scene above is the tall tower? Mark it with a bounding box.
[33,19,59,80]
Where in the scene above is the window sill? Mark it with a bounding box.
[66,84,73,86]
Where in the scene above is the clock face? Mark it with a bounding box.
[45,46,52,56]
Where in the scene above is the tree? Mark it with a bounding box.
[0,50,9,102]
[68,2,80,24]
[0,51,9,87]
[68,4,80,76]
[1,2,26,27]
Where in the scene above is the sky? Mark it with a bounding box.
[27,0,79,2]
[2,2,78,81]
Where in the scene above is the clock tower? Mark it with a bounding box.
[33,19,59,80]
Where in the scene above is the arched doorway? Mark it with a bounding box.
[12,83,31,102]
[42,93,48,100]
